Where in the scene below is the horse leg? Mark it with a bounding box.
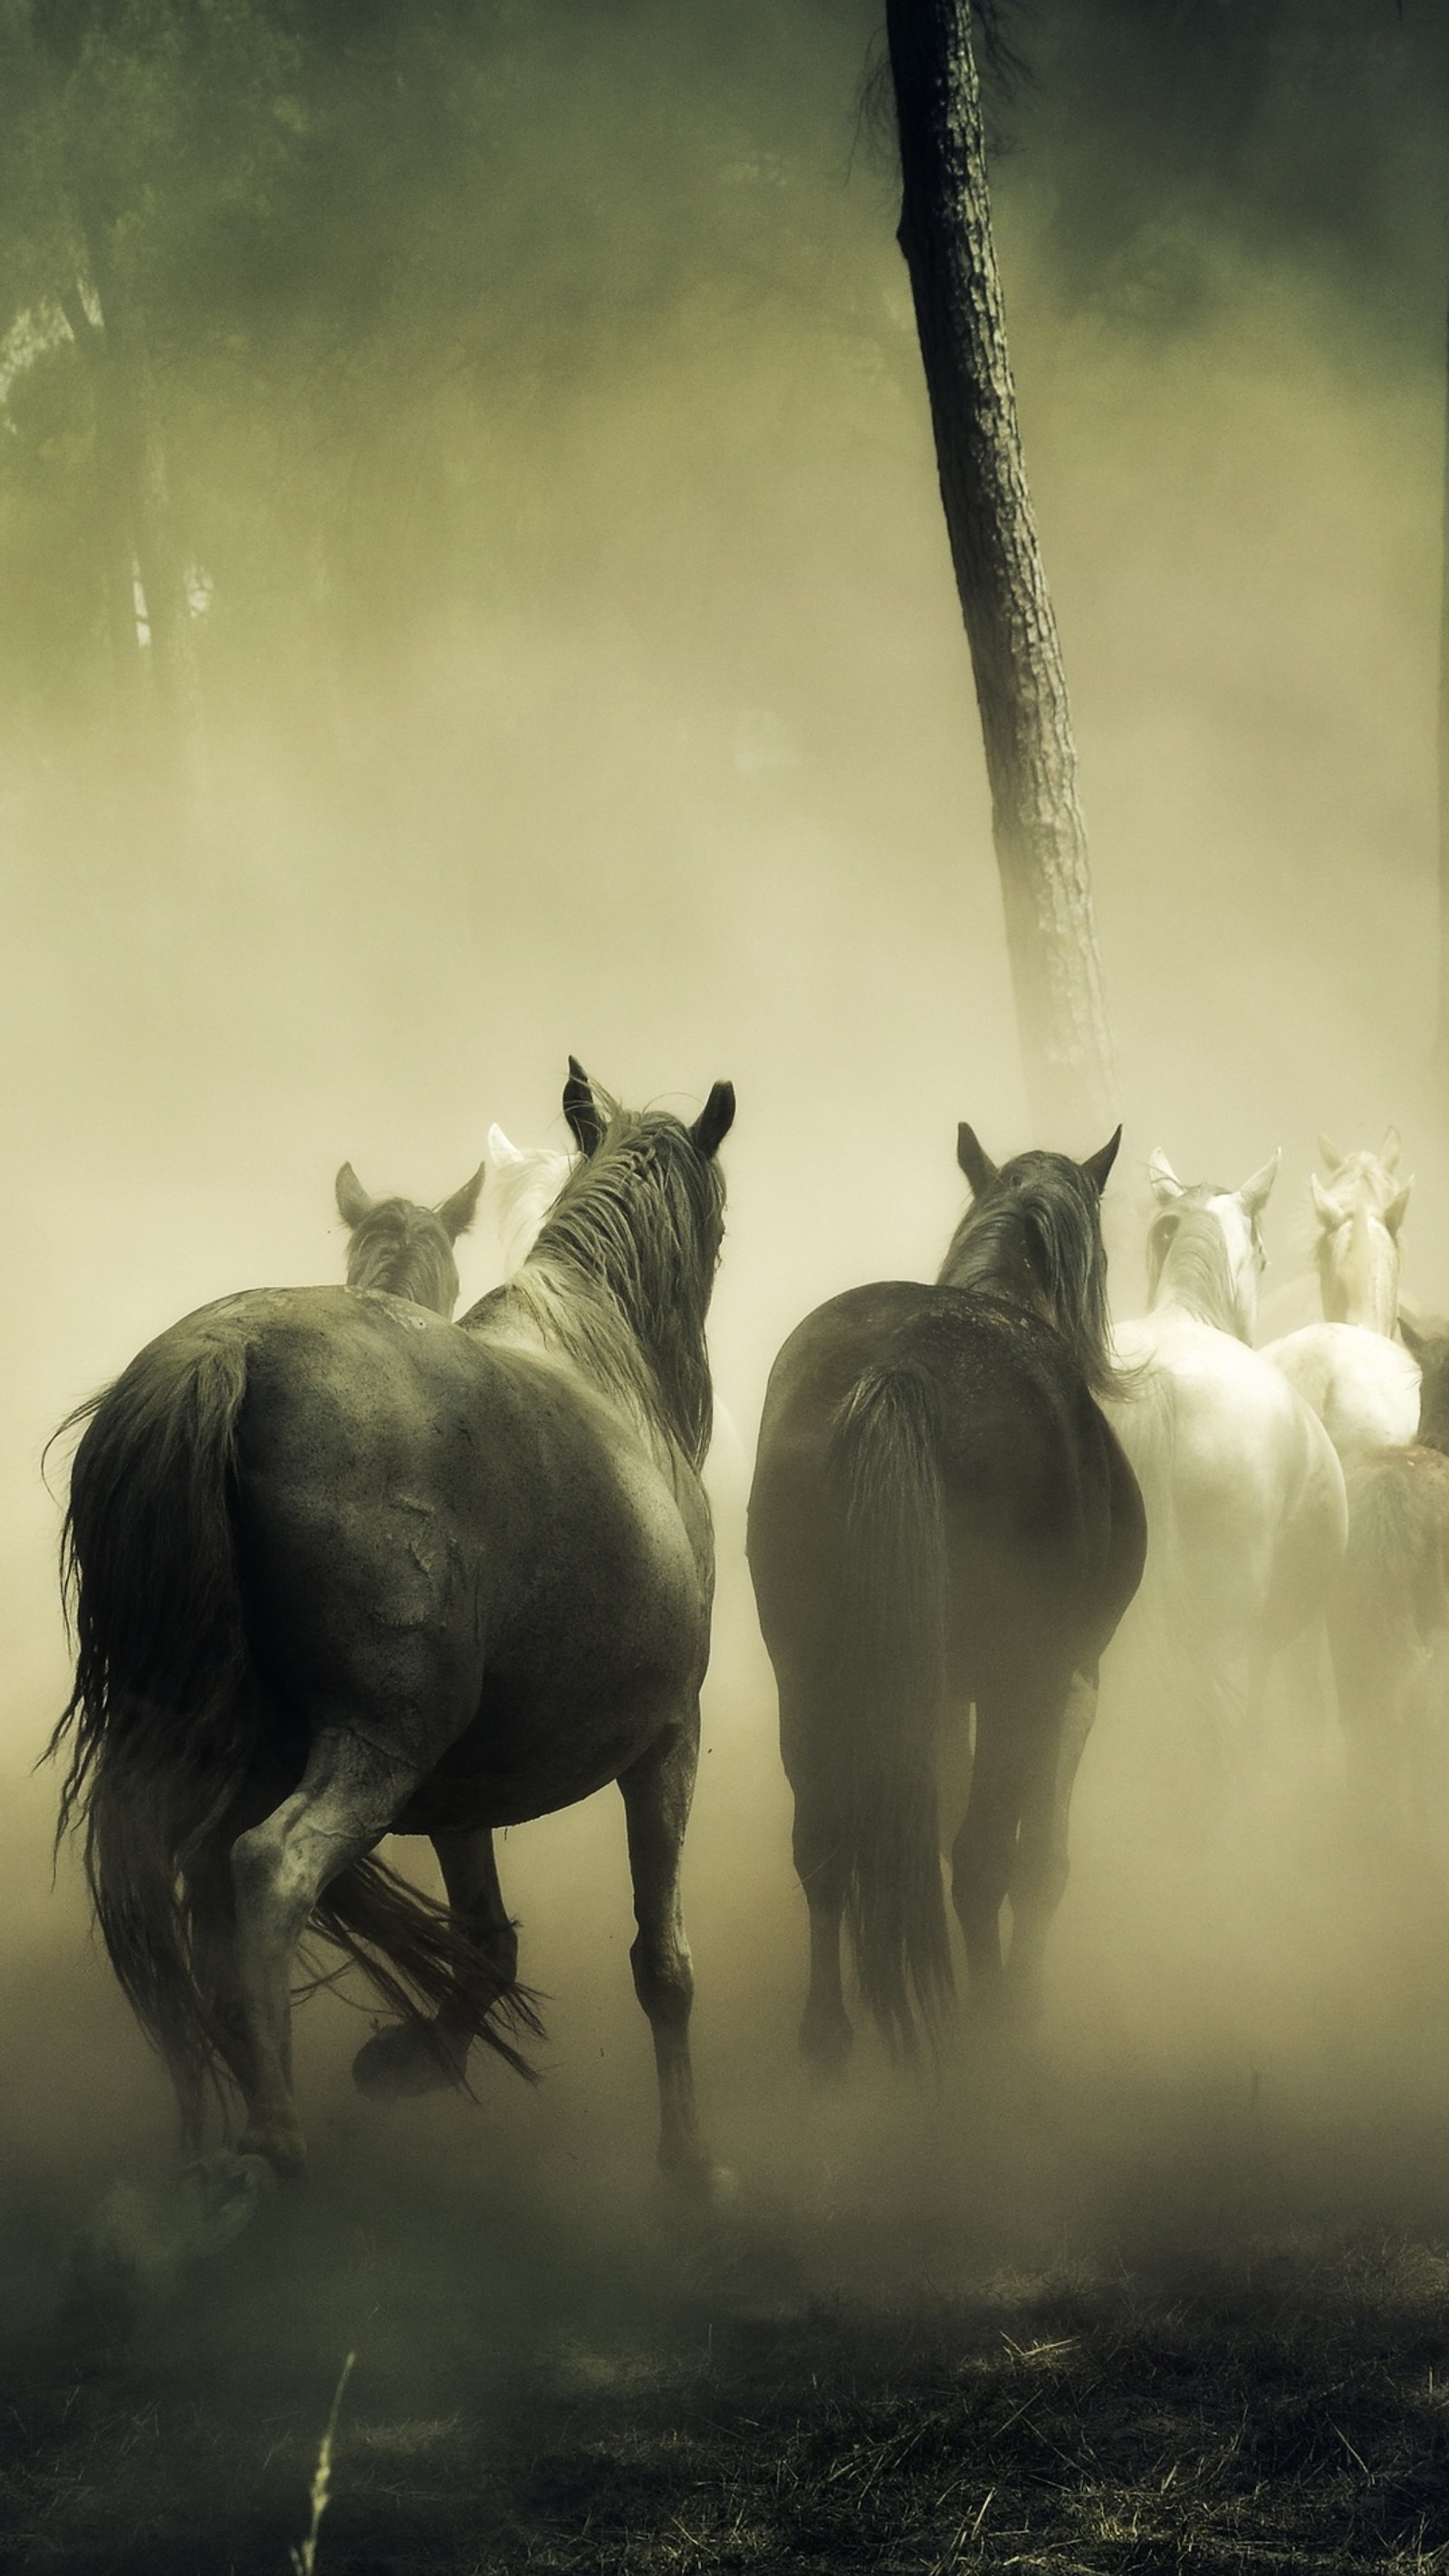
[1005,1666,1097,2019]
[777,1686,853,2071]
[351,1827,517,2099]
[230,1725,429,2176]
[618,1705,715,2190]
[950,1700,1031,2012]
[176,1841,253,2151]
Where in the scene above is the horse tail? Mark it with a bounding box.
[827,1360,953,2055]
[48,1330,256,2105]
[51,1329,546,2113]
[311,1858,545,2082]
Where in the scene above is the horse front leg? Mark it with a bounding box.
[230,1726,427,2176]
[618,1704,716,2193]
[351,1826,518,2098]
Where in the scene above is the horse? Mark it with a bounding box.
[335,1159,485,1318]
[1260,1134,1418,1464]
[487,1120,752,1544]
[1328,1313,1449,1828]
[746,1123,1146,2068]
[50,1061,736,2192]
[1108,1150,1347,1765]
[486,1125,572,1278]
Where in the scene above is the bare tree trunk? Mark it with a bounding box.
[71,209,209,813]
[1435,267,1449,1098]
[60,284,146,721]
[884,0,1117,1141]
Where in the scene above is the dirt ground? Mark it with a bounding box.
[10,1887,1449,2576]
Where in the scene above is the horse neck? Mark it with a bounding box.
[937,1207,1049,1320]
[1150,1213,1254,1341]
[1320,1200,1398,1334]
[347,1216,458,1317]
[504,1162,716,1468]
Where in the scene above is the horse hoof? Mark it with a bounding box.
[181,2152,276,2252]
[352,2021,463,2100]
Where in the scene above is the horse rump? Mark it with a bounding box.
[827,1360,953,2054]
[49,1323,543,2126]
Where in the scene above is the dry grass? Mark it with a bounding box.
[7,2219,1449,2572]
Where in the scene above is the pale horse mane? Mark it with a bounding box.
[1142,1148,1278,1345]
[1310,1136,1412,1336]
[487,1124,574,1275]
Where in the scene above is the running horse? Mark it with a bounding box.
[747,1124,1146,2066]
[1110,1150,1346,1764]
[1261,1130,1418,1463]
[51,1062,735,2190]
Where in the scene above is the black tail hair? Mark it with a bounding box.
[827,1360,953,2053]
[49,1325,541,2126]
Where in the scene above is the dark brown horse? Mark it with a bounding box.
[51,1062,735,2189]
[335,1158,485,1317]
[747,1124,1146,2066]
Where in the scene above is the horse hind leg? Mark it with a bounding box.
[1005,1667,1098,2020]
[950,1700,1031,2014]
[618,1703,720,2195]
[351,1826,518,2099]
[230,1725,434,2176]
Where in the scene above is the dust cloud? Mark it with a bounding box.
[2,0,1449,2465]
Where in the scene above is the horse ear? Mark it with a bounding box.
[563,1055,605,1157]
[1310,1175,1340,1228]
[1382,1124,1402,1172]
[487,1123,523,1170]
[1080,1127,1122,1195]
[1400,1312,1425,1361]
[1381,1179,1413,1239]
[336,1163,373,1229]
[1147,1149,1185,1203]
[1319,1132,1345,1172]
[956,1124,998,1197]
[689,1081,735,1159]
[437,1164,485,1242]
[1238,1149,1281,1216]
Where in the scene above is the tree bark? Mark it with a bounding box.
[1435,264,1449,1098]
[71,207,209,810]
[884,0,1118,1142]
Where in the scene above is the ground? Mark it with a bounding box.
[8,2042,1449,2576]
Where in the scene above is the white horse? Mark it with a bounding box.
[1108,1151,1347,1767]
[487,1123,750,1539]
[1260,1131,1417,1464]
[487,1125,574,1277]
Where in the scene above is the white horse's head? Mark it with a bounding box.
[1146,1148,1280,1341]
[487,1124,575,1275]
[1310,1129,1411,1334]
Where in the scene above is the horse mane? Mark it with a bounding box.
[463,1091,724,1467]
[344,1201,460,1318]
[1146,1197,1249,1339]
[936,1149,1119,1399]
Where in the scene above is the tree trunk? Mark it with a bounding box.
[72,208,209,812]
[1435,266,1449,1097]
[884,0,1118,1142]
[60,284,146,719]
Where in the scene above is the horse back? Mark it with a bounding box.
[749,1283,1143,1683]
[205,1288,707,1744]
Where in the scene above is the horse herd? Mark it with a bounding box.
[44,1072,1444,2205]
